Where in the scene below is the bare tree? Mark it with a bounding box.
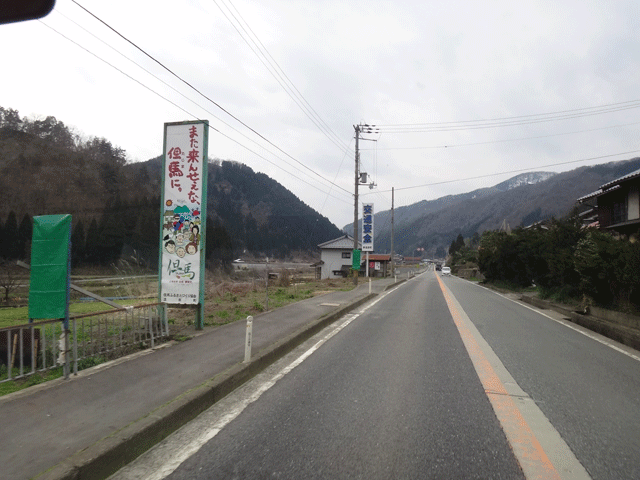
[0,262,19,304]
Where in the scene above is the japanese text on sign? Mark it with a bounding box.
[160,121,207,305]
[362,203,374,251]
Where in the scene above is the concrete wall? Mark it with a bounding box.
[520,294,640,351]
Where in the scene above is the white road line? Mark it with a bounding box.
[110,290,393,480]
[438,277,591,480]
[470,281,640,363]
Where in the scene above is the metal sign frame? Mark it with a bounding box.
[158,120,209,328]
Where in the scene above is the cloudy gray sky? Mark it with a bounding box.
[2,0,640,229]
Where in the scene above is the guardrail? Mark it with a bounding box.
[1,303,168,384]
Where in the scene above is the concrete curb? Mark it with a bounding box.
[37,293,378,480]
[520,295,640,352]
[384,278,407,291]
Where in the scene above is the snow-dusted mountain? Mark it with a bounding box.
[344,159,640,257]
[493,172,557,191]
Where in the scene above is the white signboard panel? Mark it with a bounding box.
[160,121,207,304]
[362,203,374,251]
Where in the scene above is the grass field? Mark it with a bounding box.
[0,273,359,396]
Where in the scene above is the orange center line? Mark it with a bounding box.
[436,275,561,480]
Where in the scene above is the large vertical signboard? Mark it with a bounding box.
[159,121,208,305]
[362,203,374,252]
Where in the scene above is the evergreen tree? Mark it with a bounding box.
[206,217,234,270]
[85,218,100,264]
[131,196,160,268]
[2,211,19,260]
[17,213,32,261]
[71,220,86,266]
[0,217,4,260]
[95,197,126,265]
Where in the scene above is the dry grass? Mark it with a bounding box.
[166,274,356,333]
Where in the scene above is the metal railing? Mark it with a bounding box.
[1,303,168,384]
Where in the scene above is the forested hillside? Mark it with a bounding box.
[0,107,341,268]
[346,158,640,257]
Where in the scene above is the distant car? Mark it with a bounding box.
[441,266,451,276]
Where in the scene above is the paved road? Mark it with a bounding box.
[112,270,640,479]
[446,275,640,480]
[155,271,524,479]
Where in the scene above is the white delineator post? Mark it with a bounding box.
[244,316,253,363]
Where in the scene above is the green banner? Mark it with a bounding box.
[352,249,361,270]
[29,214,71,320]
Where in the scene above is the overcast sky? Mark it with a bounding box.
[2,0,640,229]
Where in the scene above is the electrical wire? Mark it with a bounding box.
[373,99,640,131]
[70,0,353,197]
[50,8,353,202]
[361,120,640,151]
[361,150,640,195]
[212,0,353,156]
[38,20,352,206]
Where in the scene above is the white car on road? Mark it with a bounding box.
[441,266,451,276]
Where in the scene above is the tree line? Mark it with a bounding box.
[0,205,234,271]
[474,214,640,310]
[1,106,342,265]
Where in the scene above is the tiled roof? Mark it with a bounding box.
[318,234,361,249]
[600,168,640,190]
[577,185,620,202]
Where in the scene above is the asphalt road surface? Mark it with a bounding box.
[111,272,640,480]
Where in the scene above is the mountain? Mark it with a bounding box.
[0,108,342,265]
[344,159,640,257]
[493,171,557,191]
[127,157,342,258]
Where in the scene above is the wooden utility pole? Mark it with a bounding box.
[353,125,360,285]
[391,187,395,277]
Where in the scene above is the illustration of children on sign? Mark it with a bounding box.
[162,201,202,257]
[189,224,200,246]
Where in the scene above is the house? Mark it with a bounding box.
[578,168,640,238]
[317,234,361,279]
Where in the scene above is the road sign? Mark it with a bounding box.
[362,203,374,251]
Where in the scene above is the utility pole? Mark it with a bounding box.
[391,187,395,278]
[353,125,360,286]
[353,123,379,286]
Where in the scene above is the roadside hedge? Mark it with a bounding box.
[478,215,640,310]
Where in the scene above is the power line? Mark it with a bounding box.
[52,8,353,201]
[361,120,640,151]
[37,21,352,207]
[373,99,640,130]
[212,0,353,156]
[69,1,352,197]
[361,150,640,195]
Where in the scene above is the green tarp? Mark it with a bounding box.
[28,214,71,320]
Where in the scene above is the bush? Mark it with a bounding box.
[478,213,640,309]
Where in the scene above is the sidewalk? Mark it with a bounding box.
[0,276,406,480]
